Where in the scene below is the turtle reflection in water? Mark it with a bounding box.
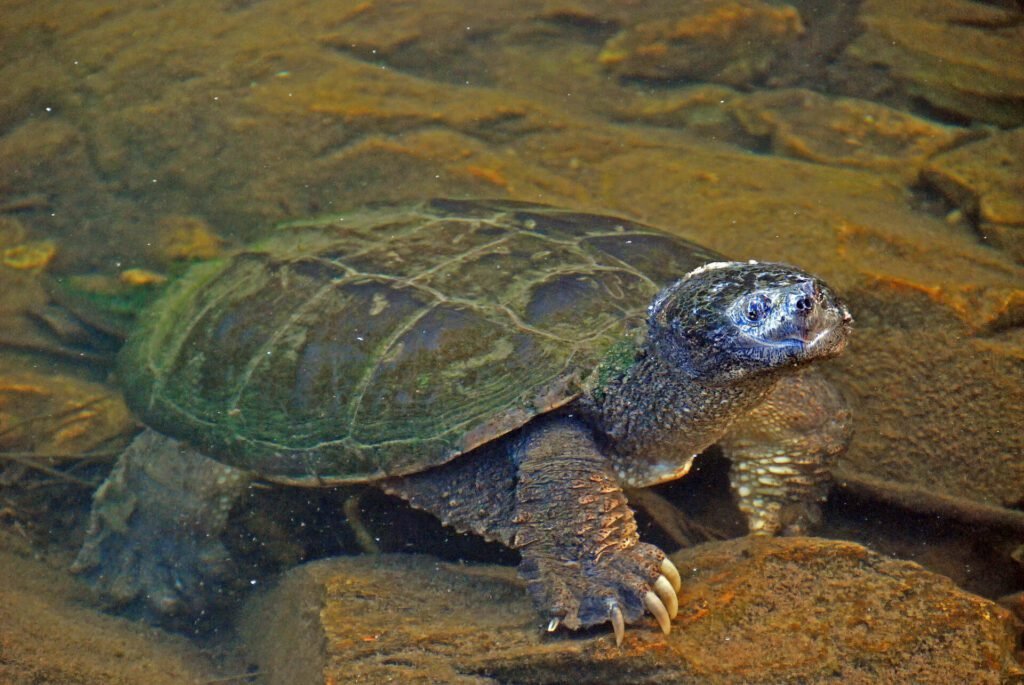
[74,199,852,644]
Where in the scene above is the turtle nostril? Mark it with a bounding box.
[795,295,814,312]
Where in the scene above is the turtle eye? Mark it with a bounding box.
[743,294,771,323]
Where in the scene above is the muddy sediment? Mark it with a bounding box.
[0,531,224,685]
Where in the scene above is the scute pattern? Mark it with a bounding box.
[118,199,722,482]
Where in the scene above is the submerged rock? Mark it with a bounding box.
[832,0,1024,126]
[240,538,1022,684]
[728,89,971,181]
[923,128,1024,263]
[611,87,972,183]
[0,365,132,460]
[598,0,804,87]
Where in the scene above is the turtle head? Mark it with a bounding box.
[648,261,851,384]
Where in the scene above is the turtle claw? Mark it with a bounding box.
[654,575,678,619]
[522,539,681,645]
[644,590,672,635]
[661,558,681,593]
[610,603,625,646]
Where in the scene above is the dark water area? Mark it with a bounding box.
[1,1,1023,683]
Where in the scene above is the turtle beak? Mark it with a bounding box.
[793,284,852,358]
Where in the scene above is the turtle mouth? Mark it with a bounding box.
[791,305,852,357]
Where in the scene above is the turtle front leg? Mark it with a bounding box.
[513,418,680,645]
[72,429,251,626]
[720,369,852,536]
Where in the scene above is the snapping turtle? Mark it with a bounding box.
[74,199,852,643]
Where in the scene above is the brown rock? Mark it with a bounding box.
[599,0,804,87]
[155,215,226,262]
[0,267,75,359]
[0,117,133,272]
[676,537,1023,683]
[608,87,973,184]
[605,83,741,130]
[312,1,532,84]
[824,272,1024,510]
[923,128,1024,262]
[240,539,1022,684]
[0,361,135,523]
[2,239,57,270]
[0,365,133,460]
[730,89,970,181]
[0,252,159,359]
[833,0,1024,126]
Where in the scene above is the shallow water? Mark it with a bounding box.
[1,1,1022,683]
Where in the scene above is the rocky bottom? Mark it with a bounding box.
[240,537,1021,685]
[2,522,1021,684]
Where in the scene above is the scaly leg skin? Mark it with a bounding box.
[513,418,680,645]
[385,417,680,646]
[720,369,852,536]
[72,429,251,627]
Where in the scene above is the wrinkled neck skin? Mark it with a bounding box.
[580,342,779,488]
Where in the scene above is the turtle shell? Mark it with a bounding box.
[119,199,722,483]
